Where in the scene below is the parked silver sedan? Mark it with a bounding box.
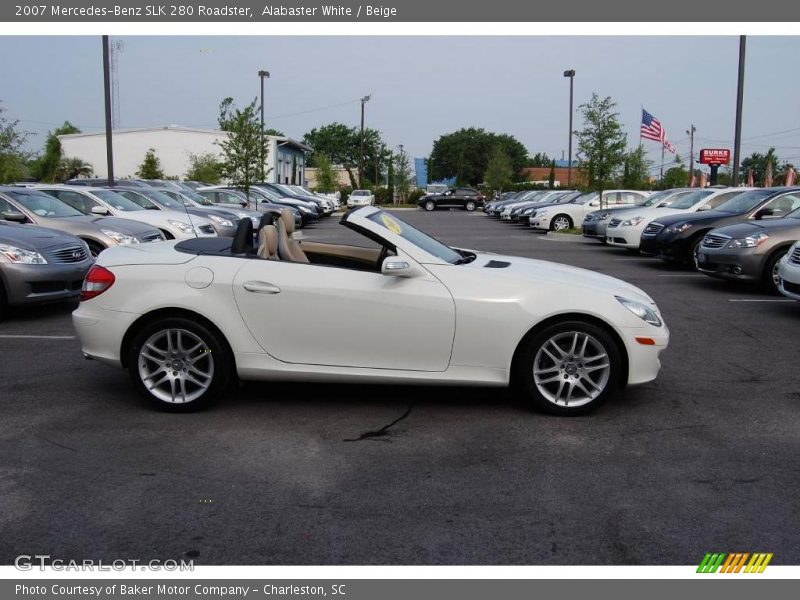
[0,187,163,258]
[0,220,93,318]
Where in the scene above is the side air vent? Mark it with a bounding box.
[484,260,511,268]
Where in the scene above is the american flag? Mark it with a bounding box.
[641,109,677,154]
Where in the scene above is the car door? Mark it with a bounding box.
[231,259,456,371]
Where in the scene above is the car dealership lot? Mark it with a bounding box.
[1,209,798,565]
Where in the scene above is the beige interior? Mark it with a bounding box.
[257,225,279,260]
[276,209,310,263]
[298,241,383,265]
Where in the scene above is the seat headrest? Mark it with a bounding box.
[231,218,254,254]
[280,208,295,235]
[264,226,278,258]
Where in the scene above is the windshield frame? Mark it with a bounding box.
[5,190,85,218]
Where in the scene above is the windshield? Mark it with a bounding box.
[138,189,186,210]
[91,190,145,211]
[7,190,84,218]
[666,190,715,210]
[352,190,371,196]
[640,189,678,207]
[716,189,775,214]
[365,210,463,264]
[252,186,283,201]
[178,188,213,206]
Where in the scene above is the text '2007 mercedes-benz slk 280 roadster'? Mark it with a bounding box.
[72,207,669,416]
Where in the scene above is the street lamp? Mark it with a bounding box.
[686,125,696,186]
[563,70,575,189]
[258,69,270,182]
[359,94,371,187]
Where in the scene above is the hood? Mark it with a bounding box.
[711,217,800,238]
[650,209,733,227]
[0,221,82,250]
[461,252,654,304]
[49,215,156,235]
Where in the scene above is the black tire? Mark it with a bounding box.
[424,200,436,212]
[127,317,232,412]
[688,236,704,270]
[550,214,573,231]
[85,240,105,259]
[514,320,622,416]
[0,278,7,321]
[762,249,787,295]
[465,201,476,212]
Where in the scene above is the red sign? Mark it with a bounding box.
[700,149,731,165]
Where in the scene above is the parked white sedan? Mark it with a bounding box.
[529,190,651,231]
[347,190,375,208]
[73,207,668,415]
[778,241,800,301]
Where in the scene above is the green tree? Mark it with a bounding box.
[526,152,551,168]
[136,148,165,179]
[429,127,528,186]
[264,128,284,136]
[548,159,556,189]
[217,97,268,200]
[575,93,627,205]
[0,101,30,183]
[303,123,387,188]
[312,153,337,193]
[661,156,689,189]
[621,145,653,189]
[483,145,514,193]
[393,149,413,202]
[739,148,793,185]
[31,121,81,182]
[386,157,395,205]
[54,157,92,182]
[185,152,223,184]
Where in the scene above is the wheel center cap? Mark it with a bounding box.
[172,360,184,370]
[565,363,578,375]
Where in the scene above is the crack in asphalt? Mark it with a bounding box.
[342,403,416,442]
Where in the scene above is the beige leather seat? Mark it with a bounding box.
[276,208,309,263]
[257,225,279,260]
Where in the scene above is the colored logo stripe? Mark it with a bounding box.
[697,552,773,573]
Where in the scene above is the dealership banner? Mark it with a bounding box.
[4,579,798,599]
[1,0,793,22]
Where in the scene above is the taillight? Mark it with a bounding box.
[80,265,115,301]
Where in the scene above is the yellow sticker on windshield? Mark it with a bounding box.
[380,213,403,235]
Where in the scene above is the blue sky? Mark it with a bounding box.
[2,36,799,173]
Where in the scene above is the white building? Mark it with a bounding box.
[58,125,311,184]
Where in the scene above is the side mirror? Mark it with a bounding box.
[381,257,420,278]
[2,211,27,223]
[589,200,600,207]
[754,207,774,220]
[240,200,248,207]
[91,205,110,215]
[696,204,711,211]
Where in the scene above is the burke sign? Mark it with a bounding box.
[700,149,731,165]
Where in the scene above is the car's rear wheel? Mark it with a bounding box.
[515,320,621,415]
[550,215,573,231]
[762,250,787,295]
[424,200,436,212]
[127,317,231,411]
[465,201,476,212]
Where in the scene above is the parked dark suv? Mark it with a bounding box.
[418,187,485,212]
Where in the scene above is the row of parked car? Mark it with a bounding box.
[0,178,340,318]
[483,186,800,300]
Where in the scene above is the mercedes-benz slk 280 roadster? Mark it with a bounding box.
[73,207,669,415]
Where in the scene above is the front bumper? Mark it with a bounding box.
[1,260,93,306]
[606,225,644,248]
[696,247,765,283]
[529,216,551,230]
[639,232,695,262]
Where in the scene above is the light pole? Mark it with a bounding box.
[258,69,270,182]
[359,94,371,187]
[687,124,696,186]
[563,70,575,189]
[732,36,746,187]
[102,36,114,185]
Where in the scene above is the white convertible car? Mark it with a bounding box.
[73,207,669,415]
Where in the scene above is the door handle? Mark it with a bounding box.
[243,281,281,294]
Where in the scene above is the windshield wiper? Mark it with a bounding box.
[453,254,476,265]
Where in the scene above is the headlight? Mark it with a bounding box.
[208,215,234,227]
[100,229,140,245]
[598,212,612,221]
[728,232,769,248]
[0,244,47,264]
[665,222,692,234]
[168,219,196,233]
[523,207,535,215]
[298,206,312,214]
[620,216,645,227]
[616,296,662,327]
[537,210,549,216]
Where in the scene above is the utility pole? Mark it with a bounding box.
[102,35,114,186]
[359,95,371,187]
[258,70,270,183]
[732,36,746,187]
[687,124,696,186]
[563,69,575,188]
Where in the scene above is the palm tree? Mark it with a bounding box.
[54,157,92,183]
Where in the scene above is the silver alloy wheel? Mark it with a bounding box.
[772,259,781,289]
[425,201,435,211]
[552,216,571,231]
[533,331,611,408]
[465,201,476,211]
[138,328,214,404]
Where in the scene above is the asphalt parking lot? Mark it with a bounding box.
[2,209,799,566]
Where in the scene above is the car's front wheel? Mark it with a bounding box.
[550,215,573,231]
[424,200,436,212]
[127,317,231,411]
[515,320,621,415]
[763,249,787,295]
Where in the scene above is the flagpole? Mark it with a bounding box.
[660,143,665,183]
